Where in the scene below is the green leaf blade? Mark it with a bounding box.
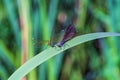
[8,32,120,80]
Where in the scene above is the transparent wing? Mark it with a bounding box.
[50,26,65,47]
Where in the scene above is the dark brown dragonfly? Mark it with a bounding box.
[50,24,77,48]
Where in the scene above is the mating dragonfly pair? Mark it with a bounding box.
[49,24,77,50]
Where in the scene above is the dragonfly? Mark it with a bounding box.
[49,24,77,49]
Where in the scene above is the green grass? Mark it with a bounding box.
[8,32,120,80]
[1,0,120,80]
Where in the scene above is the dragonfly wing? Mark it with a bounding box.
[50,27,65,47]
[57,24,76,47]
[61,24,76,42]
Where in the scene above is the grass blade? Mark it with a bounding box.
[8,32,120,80]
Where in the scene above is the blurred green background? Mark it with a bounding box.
[0,0,120,80]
